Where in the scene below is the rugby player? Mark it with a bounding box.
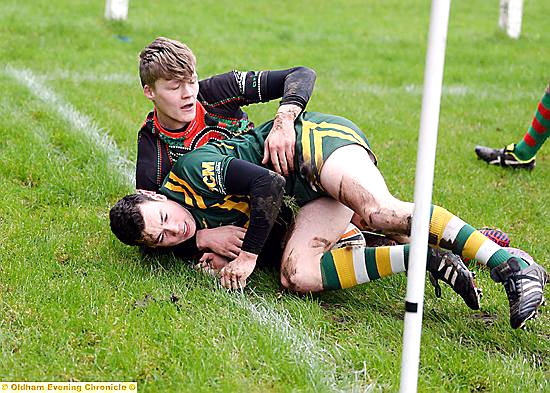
[111,111,547,328]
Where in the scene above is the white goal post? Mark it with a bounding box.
[399,1,451,391]
[105,0,129,21]
[499,0,523,39]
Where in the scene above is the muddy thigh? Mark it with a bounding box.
[279,197,353,293]
[320,144,415,237]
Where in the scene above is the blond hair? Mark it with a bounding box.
[139,37,197,87]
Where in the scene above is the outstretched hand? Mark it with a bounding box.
[194,252,230,277]
[220,251,258,290]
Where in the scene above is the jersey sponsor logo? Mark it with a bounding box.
[202,162,217,190]
[201,161,227,194]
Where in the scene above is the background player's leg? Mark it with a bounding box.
[511,83,550,161]
[474,83,550,169]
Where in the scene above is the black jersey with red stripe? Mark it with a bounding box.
[136,67,316,191]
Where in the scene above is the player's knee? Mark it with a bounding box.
[281,269,315,294]
[280,250,320,293]
[360,198,412,234]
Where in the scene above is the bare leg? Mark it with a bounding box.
[351,214,410,245]
[280,197,353,293]
[279,195,481,311]
[320,144,414,237]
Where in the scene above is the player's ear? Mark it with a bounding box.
[136,189,156,196]
[149,193,167,202]
[143,84,155,100]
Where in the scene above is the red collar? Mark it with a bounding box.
[153,102,207,138]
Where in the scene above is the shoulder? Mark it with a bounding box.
[198,71,247,106]
[138,111,155,134]
[175,144,229,168]
[199,71,240,89]
[199,70,258,95]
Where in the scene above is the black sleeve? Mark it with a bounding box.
[225,159,285,255]
[198,67,315,117]
[261,66,317,109]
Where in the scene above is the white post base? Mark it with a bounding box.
[499,0,523,39]
[105,0,129,21]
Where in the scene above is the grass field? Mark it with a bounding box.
[1,0,549,391]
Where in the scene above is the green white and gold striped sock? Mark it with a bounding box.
[428,205,529,269]
[320,205,531,290]
[320,244,410,290]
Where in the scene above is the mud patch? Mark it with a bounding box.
[310,236,331,250]
[280,249,299,291]
[133,293,155,309]
[470,312,498,326]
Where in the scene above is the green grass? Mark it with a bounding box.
[1,0,549,391]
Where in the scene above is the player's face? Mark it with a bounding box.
[139,197,197,248]
[144,75,199,129]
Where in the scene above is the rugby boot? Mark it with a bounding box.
[427,248,482,310]
[462,227,511,266]
[474,143,536,169]
[490,258,548,329]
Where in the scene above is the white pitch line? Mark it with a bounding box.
[5,65,134,186]
[232,293,341,391]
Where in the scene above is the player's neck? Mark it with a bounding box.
[154,111,189,134]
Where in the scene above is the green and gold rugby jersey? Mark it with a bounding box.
[159,111,375,230]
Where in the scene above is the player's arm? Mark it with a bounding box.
[195,225,245,259]
[200,67,316,175]
[135,128,163,192]
[266,66,317,106]
[200,67,316,109]
[258,67,316,176]
[219,158,286,289]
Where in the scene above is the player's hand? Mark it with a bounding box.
[195,226,246,259]
[220,251,258,290]
[262,104,301,176]
[194,252,230,276]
